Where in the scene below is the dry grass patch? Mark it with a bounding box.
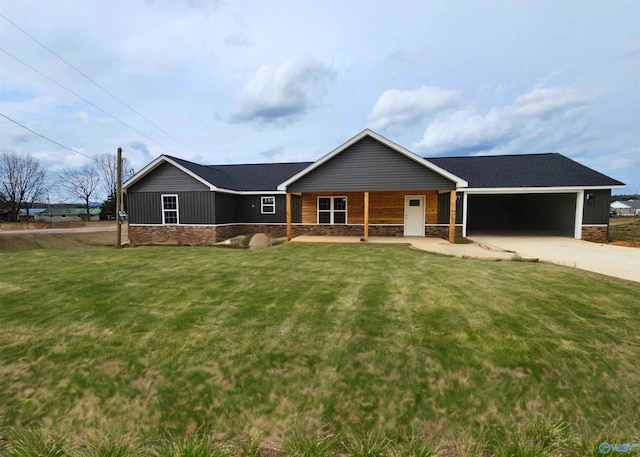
[609,217,640,246]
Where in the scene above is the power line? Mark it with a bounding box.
[1,113,96,161]
[0,47,177,155]
[0,13,199,155]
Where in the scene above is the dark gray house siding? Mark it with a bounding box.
[215,192,239,224]
[238,195,300,223]
[288,137,456,192]
[127,192,162,224]
[291,195,301,223]
[438,192,463,224]
[179,192,216,224]
[128,162,209,192]
[127,191,215,224]
[582,189,610,224]
[128,191,299,225]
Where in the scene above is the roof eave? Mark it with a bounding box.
[463,184,626,193]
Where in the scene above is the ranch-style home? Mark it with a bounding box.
[123,129,624,245]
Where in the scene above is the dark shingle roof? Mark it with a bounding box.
[168,155,312,191]
[210,162,313,191]
[164,152,622,191]
[428,153,624,188]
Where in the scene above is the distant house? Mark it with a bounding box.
[17,208,47,222]
[35,207,101,222]
[124,129,624,245]
[610,200,640,216]
[0,208,12,222]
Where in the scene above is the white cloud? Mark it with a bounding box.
[72,111,91,123]
[231,60,336,125]
[414,108,513,154]
[128,141,154,171]
[414,85,597,155]
[512,87,593,118]
[367,85,460,131]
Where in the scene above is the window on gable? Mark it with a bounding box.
[261,196,275,214]
[318,196,347,224]
[162,194,179,225]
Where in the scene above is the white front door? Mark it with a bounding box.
[404,195,425,237]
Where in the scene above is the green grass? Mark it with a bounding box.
[1,241,639,456]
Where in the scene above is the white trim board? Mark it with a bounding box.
[463,185,624,194]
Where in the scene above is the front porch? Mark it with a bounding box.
[285,190,461,243]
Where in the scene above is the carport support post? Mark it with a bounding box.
[449,190,456,243]
[363,191,369,241]
[286,192,292,241]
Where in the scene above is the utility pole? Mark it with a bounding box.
[116,147,122,248]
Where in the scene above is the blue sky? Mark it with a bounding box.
[1,0,638,199]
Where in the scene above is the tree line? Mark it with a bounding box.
[0,149,133,222]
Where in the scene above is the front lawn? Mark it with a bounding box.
[0,242,638,456]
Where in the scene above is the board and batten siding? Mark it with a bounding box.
[438,192,463,224]
[288,136,456,193]
[239,195,300,223]
[582,189,610,225]
[215,192,239,224]
[214,194,300,224]
[128,162,210,192]
[127,191,215,224]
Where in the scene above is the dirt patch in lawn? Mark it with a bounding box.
[609,240,640,248]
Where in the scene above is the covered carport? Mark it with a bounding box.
[466,192,576,236]
[429,153,624,242]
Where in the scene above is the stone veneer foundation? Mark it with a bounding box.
[130,224,287,245]
[581,225,608,243]
[130,223,463,245]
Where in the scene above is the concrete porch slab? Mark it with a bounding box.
[290,235,519,260]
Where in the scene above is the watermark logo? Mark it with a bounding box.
[599,442,640,454]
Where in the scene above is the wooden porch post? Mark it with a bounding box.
[363,191,369,241]
[449,190,457,243]
[286,192,292,241]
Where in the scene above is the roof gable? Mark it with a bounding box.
[278,129,467,190]
[124,156,217,191]
[610,201,632,208]
[124,154,311,193]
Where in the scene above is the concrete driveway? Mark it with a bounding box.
[470,236,640,283]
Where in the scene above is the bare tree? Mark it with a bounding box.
[93,152,133,201]
[0,149,48,222]
[59,165,101,221]
[93,152,134,219]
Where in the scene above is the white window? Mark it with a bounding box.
[261,196,275,214]
[318,196,347,224]
[162,194,179,225]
